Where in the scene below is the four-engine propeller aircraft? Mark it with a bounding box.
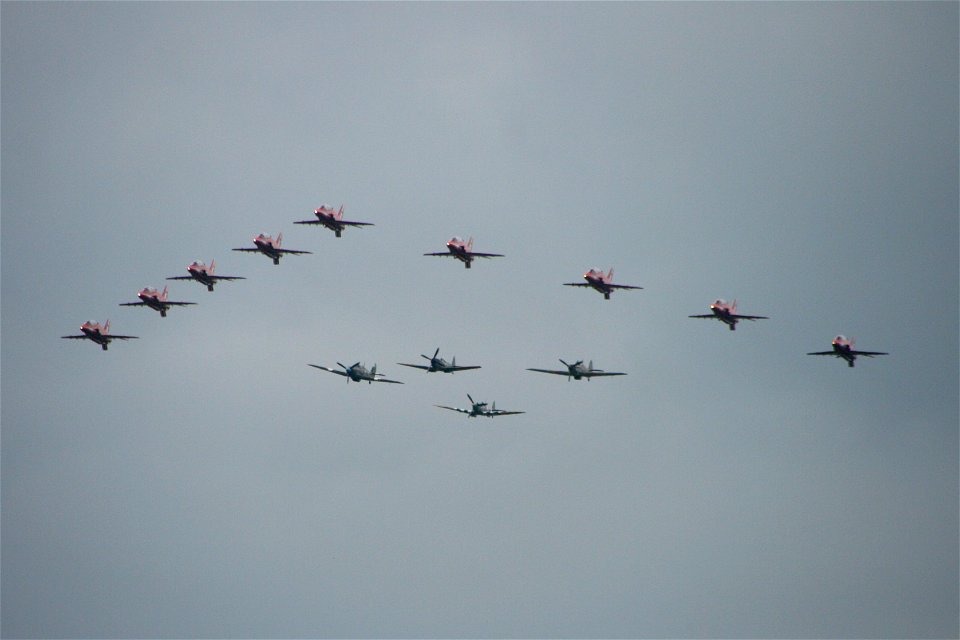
[166,259,245,292]
[807,336,888,368]
[61,320,138,351]
[233,233,312,265]
[688,299,769,331]
[119,286,196,317]
[564,267,643,300]
[435,394,524,418]
[308,362,404,384]
[397,348,481,374]
[527,359,627,381]
[293,204,374,238]
[424,236,504,268]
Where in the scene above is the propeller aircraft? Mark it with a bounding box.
[308,362,403,384]
[527,359,627,381]
[435,394,524,418]
[397,348,481,374]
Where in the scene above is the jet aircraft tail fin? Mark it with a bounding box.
[276,232,283,247]
[467,237,474,252]
[209,258,215,274]
[607,268,614,282]
[337,205,344,220]
[160,285,169,301]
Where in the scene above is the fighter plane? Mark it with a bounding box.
[308,362,403,384]
[526,359,627,381]
[61,320,138,351]
[688,299,769,331]
[424,236,504,268]
[119,286,196,317]
[563,267,643,300]
[232,233,311,265]
[397,348,481,374]
[435,394,524,418]
[166,259,245,292]
[293,204,374,238]
[807,336,888,368]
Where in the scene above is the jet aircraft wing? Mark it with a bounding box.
[294,219,374,227]
[562,282,594,287]
[466,252,504,259]
[276,248,313,255]
[605,283,644,290]
[849,350,888,357]
[730,314,769,321]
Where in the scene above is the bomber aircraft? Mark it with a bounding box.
[527,359,627,381]
[119,286,196,317]
[397,348,481,374]
[424,236,503,269]
[564,267,643,300]
[167,259,245,292]
[308,362,403,384]
[688,299,769,331]
[61,320,138,351]
[807,336,888,368]
[233,233,311,265]
[435,394,524,418]
[293,204,374,238]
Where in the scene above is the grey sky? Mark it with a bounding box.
[2,2,957,638]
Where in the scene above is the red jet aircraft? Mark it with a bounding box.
[689,299,769,331]
[293,204,374,238]
[232,233,312,265]
[424,236,504,269]
[564,267,643,300]
[167,259,245,292]
[807,335,888,368]
[61,320,138,351]
[119,285,196,317]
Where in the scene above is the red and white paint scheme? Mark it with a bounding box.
[563,267,643,300]
[167,259,245,292]
[232,233,312,265]
[807,335,888,368]
[294,204,374,238]
[688,299,769,331]
[424,236,504,269]
[61,320,138,351]
[119,285,197,318]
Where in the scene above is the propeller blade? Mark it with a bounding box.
[559,359,569,367]
[434,347,440,359]
[467,394,475,405]
[336,362,348,370]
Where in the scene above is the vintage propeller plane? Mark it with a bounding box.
[397,348,481,374]
[308,362,403,384]
[435,394,524,418]
[527,359,627,381]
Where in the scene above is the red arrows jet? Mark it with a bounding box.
[807,335,888,368]
[119,285,196,317]
[424,236,504,269]
[232,233,311,265]
[61,320,138,351]
[688,299,769,331]
[293,204,374,238]
[167,259,245,292]
[564,267,643,300]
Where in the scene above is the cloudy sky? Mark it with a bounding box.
[2,2,957,638]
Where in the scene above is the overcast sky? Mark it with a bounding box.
[2,2,957,638]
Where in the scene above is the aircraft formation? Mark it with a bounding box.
[63,203,889,413]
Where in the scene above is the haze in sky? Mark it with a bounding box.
[2,2,957,638]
